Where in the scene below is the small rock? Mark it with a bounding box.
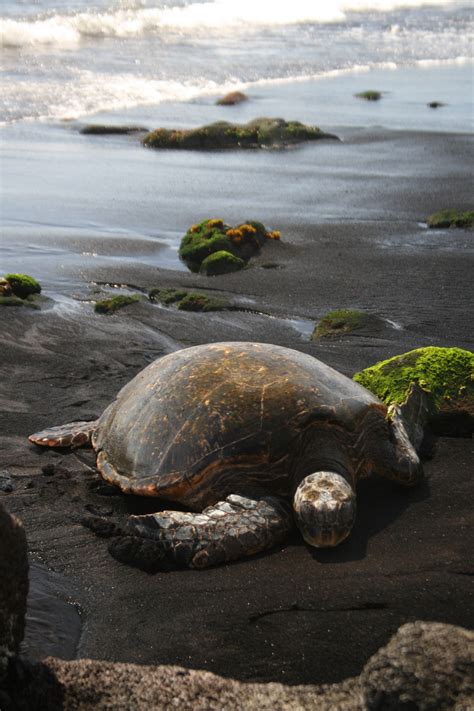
[0,471,14,493]
[216,91,248,106]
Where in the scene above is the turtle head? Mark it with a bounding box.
[293,472,356,548]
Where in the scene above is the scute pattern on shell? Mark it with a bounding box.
[93,342,382,508]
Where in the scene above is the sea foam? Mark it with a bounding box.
[0,0,461,48]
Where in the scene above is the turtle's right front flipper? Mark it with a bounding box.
[85,495,293,570]
[29,420,99,449]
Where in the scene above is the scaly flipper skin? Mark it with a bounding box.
[28,421,99,449]
[382,408,424,486]
[84,495,293,570]
[397,383,435,454]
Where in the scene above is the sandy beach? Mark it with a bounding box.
[1,55,473,693]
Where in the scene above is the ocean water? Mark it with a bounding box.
[0,0,472,296]
[1,0,472,123]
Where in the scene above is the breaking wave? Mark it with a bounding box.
[1,0,462,48]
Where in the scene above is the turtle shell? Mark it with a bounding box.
[93,342,385,508]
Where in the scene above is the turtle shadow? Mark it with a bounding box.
[308,476,431,564]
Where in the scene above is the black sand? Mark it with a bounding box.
[1,127,473,686]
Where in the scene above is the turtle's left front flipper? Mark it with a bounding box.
[84,495,293,570]
[29,420,99,449]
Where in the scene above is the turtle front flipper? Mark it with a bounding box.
[396,382,435,454]
[84,495,293,570]
[29,420,99,449]
[373,406,424,487]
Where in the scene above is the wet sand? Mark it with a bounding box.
[1,122,473,687]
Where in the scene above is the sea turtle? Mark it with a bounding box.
[29,342,424,569]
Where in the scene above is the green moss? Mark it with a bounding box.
[0,295,27,307]
[0,295,42,309]
[177,292,228,311]
[353,347,474,419]
[355,90,382,101]
[94,294,142,314]
[142,118,338,150]
[312,309,376,339]
[4,274,41,299]
[426,209,474,229]
[149,287,229,311]
[200,251,246,276]
[149,288,188,305]
[179,218,279,274]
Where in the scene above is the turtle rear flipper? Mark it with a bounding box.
[29,420,98,449]
[84,495,293,570]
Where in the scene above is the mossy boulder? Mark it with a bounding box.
[312,310,383,339]
[80,125,148,135]
[353,346,474,435]
[179,219,280,274]
[355,90,382,101]
[142,118,338,150]
[426,209,474,229]
[4,274,41,300]
[200,251,245,276]
[149,288,228,311]
[94,294,142,314]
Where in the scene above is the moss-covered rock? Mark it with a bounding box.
[142,118,338,150]
[94,294,142,314]
[353,346,474,435]
[312,310,383,339]
[216,91,248,106]
[80,125,148,135]
[179,219,280,274]
[149,288,228,311]
[0,296,27,307]
[426,209,474,229]
[149,288,188,305]
[200,251,246,276]
[4,274,42,300]
[177,292,228,312]
[355,90,382,101]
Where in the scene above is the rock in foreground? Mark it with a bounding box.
[142,118,339,150]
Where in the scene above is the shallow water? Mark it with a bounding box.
[1,0,472,300]
[21,563,82,661]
